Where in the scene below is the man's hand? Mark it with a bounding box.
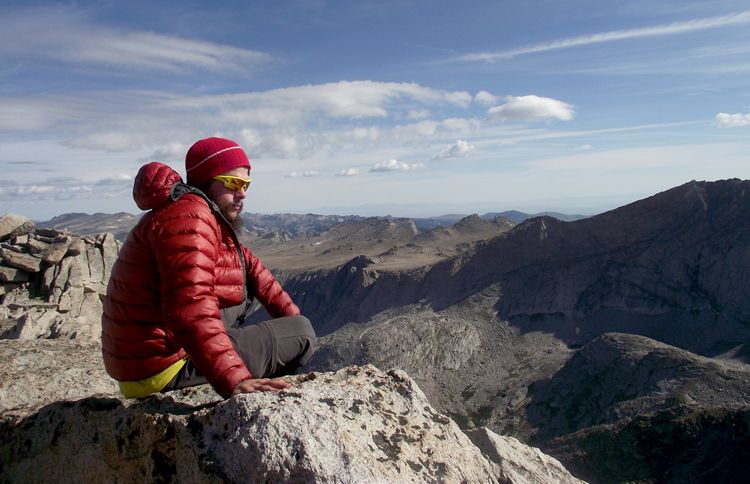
[231,378,291,396]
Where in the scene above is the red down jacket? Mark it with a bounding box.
[102,162,299,398]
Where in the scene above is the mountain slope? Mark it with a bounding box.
[286,179,750,355]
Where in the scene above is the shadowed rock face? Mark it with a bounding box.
[440,179,750,353]
[0,365,584,484]
[545,406,750,484]
[527,333,750,439]
[526,333,750,483]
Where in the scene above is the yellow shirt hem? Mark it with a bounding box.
[118,358,187,399]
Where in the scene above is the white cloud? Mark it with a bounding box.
[474,91,499,105]
[452,10,750,62]
[0,6,270,73]
[336,168,361,177]
[166,81,472,122]
[576,144,594,150]
[147,142,188,162]
[0,81,479,159]
[715,112,750,127]
[433,139,475,160]
[370,159,425,172]
[242,130,302,158]
[285,171,320,178]
[488,95,574,122]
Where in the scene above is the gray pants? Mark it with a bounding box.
[162,302,316,392]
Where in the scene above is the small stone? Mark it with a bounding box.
[33,228,65,238]
[0,213,34,242]
[0,266,29,283]
[67,238,86,256]
[12,235,29,245]
[42,236,72,265]
[0,283,23,298]
[0,242,25,254]
[27,237,51,255]
[0,248,42,273]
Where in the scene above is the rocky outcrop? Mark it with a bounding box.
[310,309,483,381]
[0,213,121,342]
[0,365,584,483]
[468,428,585,484]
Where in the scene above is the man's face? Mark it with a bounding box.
[206,166,249,228]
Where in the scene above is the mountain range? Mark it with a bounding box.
[36,209,586,242]
[8,178,750,482]
[276,178,750,482]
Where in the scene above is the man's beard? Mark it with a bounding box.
[205,186,245,231]
[223,206,245,231]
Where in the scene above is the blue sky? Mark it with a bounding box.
[1,0,749,220]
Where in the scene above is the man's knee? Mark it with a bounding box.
[293,315,317,364]
[295,315,316,341]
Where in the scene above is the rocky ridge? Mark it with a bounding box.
[37,212,138,242]
[284,180,750,354]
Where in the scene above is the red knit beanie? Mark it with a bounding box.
[185,137,251,186]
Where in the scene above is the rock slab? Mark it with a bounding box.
[0,365,585,483]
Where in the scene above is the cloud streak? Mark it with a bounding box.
[285,171,320,178]
[451,10,750,62]
[0,175,132,202]
[0,6,270,73]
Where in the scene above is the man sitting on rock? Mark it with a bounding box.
[102,137,316,399]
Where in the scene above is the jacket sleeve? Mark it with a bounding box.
[154,200,252,398]
[243,246,300,318]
